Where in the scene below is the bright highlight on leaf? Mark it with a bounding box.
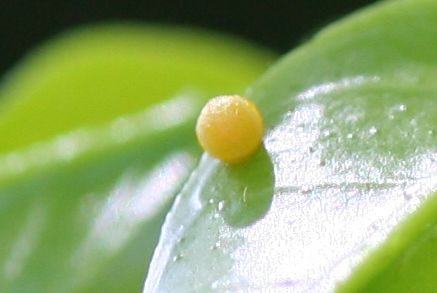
[195,95,264,164]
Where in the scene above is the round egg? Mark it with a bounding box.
[196,95,264,164]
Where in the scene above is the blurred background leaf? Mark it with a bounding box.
[0,24,274,292]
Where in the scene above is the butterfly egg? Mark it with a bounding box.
[196,95,264,164]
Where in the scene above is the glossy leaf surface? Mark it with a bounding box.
[145,1,437,292]
[0,25,274,292]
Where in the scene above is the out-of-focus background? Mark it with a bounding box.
[1,0,376,76]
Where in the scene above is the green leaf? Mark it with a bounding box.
[337,192,437,292]
[0,24,274,155]
[144,0,437,292]
[0,24,275,292]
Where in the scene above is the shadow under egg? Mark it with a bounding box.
[208,145,274,228]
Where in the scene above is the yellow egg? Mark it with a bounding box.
[196,95,264,164]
